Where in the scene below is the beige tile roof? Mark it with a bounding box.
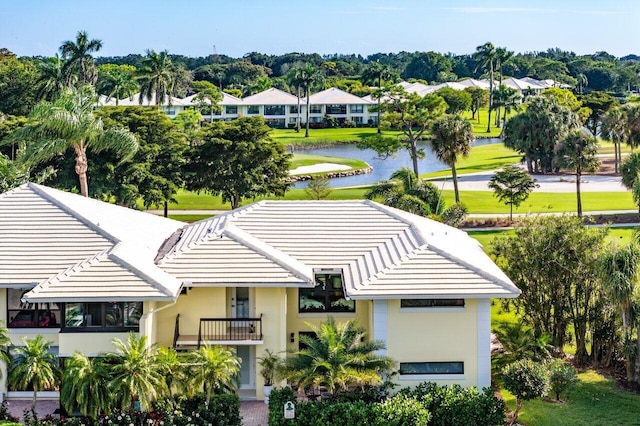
[182,92,243,106]
[241,88,299,106]
[304,88,374,105]
[159,200,520,299]
[0,184,184,301]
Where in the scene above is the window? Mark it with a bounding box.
[7,289,60,328]
[264,105,285,115]
[399,362,464,375]
[326,104,347,114]
[350,105,364,113]
[265,118,286,128]
[63,302,142,331]
[299,272,354,313]
[352,116,363,124]
[310,105,322,114]
[247,105,260,114]
[290,106,299,114]
[225,105,238,114]
[400,299,465,308]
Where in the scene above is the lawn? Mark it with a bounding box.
[421,143,521,179]
[502,370,640,426]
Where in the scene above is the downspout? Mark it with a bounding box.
[140,281,190,347]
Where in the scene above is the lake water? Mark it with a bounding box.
[293,137,502,188]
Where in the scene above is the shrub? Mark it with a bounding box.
[399,382,505,426]
[502,359,550,423]
[441,202,468,227]
[374,394,430,426]
[548,360,578,401]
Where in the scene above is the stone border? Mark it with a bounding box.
[286,166,373,182]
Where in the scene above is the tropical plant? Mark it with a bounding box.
[287,66,304,132]
[362,61,394,133]
[258,349,282,386]
[280,316,394,397]
[366,167,443,216]
[36,55,68,101]
[577,73,588,95]
[137,49,175,107]
[108,334,167,412]
[156,346,186,398]
[8,335,59,412]
[373,394,431,426]
[60,353,113,419]
[299,63,324,137]
[430,114,475,203]
[59,30,103,86]
[249,75,273,94]
[440,202,468,227]
[465,87,489,122]
[601,106,628,174]
[185,344,241,404]
[4,86,138,197]
[97,64,138,105]
[488,165,539,221]
[548,359,577,402]
[474,42,497,133]
[493,322,553,371]
[621,152,640,216]
[305,176,332,200]
[502,360,549,424]
[555,130,600,216]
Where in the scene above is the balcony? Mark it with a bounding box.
[173,314,263,350]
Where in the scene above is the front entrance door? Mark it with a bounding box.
[235,345,254,389]
[229,287,251,318]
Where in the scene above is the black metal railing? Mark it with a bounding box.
[197,314,263,348]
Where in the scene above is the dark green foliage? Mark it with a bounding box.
[399,382,506,426]
[488,165,538,221]
[548,360,578,401]
[440,202,468,227]
[436,87,472,115]
[374,394,430,426]
[503,359,550,402]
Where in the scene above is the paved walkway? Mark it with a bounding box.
[4,399,269,426]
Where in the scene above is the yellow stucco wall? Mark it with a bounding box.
[386,299,478,388]
[58,332,133,357]
[285,288,370,352]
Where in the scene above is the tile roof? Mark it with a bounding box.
[304,88,374,105]
[159,200,520,299]
[241,88,299,106]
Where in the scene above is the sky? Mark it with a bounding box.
[2,0,640,59]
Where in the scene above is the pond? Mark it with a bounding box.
[293,137,502,188]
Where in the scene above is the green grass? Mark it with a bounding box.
[290,153,369,174]
[502,370,640,426]
[271,128,402,146]
[167,214,211,222]
[461,108,513,138]
[422,143,522,179]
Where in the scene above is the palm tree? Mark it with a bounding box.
[362,61,393,133]
[281,317,394,397]
[36,55,69,101]
[107,334,167,412]
[577,73,588,95]
[599,241,640,381]
[61,353,113,419]
[97,66,138,105]
[621,152,640,216]
[300,63,323,137]
[601,106,628,174]
[431,115,475,203]
[59,30,103,86]
[474,42,497,133]
[249,75,272,95]
[8,336,59,412]
[366,167,443,216]
[137,49,175,107]
[287,66,305,132]
[156,346,186,399]
[494,47,513,126]
[6,86,138,197]
[555,130,600,216]
[185,344,240,404]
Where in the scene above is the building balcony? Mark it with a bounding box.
[173,314,263,350]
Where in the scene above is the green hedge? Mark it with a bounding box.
[269,382,505,426]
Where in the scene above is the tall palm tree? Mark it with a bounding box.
[474,42,496,133]
[494,47,513,126]
[97,66,138,106]
[59,30,103,86]
[577,73,588,95]
[362,61,393,133]
[431,115,475,203]
[366,167,443,216]
[61,353,113,419]
[621,152,640,216]
[8,336,59,412]
[137,49,175,107]
[287,67,305,132]
[281,317,394,397]
[601,106,628,174]
[555,130,600,216]
[156,346,186,399]
[186,344,240,404]
[36,55,69,101]
[300,63,324,137]
[6,86,138,197]
[108,334,167,412]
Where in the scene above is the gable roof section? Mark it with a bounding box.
[182,92,243,106]
[158,200,519,299]
[0,184,184,301]
[242,88,299,106]
[305,88,374,105]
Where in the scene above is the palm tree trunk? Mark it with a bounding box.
[377,74,381,134]
[486,67,493,133]
[409,136,420,177]
[452,164,460,203]
[74,147,89,197]
[32,390,37,413]
[305,87,310,138]
[576,172,582,217]
[164,201,168,218]
[296,85,301,132]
